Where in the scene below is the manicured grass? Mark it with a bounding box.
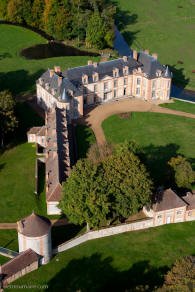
[0,255,10,265]
[160,99,195,115]
[75,125,96,159]
[0,24,100,95]
[10,221,195,291]
[102,112,195,185]
[114,0,195,89]
[0,230,18,251]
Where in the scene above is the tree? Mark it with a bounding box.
[86,12,107,49]
[7,0,32,24]
[0,0,9,20]
[168,155,195,189]
[31,0,45,29]
[0,90,18,148]
[59,159,110,228]
[161,256,195,291]
[103,151,153,218]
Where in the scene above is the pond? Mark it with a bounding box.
[20,42,99,59]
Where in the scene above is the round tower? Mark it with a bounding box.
[17,213,52,264]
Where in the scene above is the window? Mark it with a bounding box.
[42,138,45,144]
[104,82,108,90]
[124,88,126,95]
[94,85,97,92]
[168,80,170,88]
[114,71,118,77]
[152,91,155,99]
[162,80,164,88]
[144,79,146,87]
[124,70,128,76]
[157,79,160,88]
[124,78,127,85]
[160,91,163,98]
[177,210,182,215]
[157,215,162,219]
[83,78,87,84]
[166,90,170,98]
[143,90,145,97]
[114,80,117,88]
[114,89,117,98]
[137,78,141,85]
[136,88,140,95]
[29,135,33,142]
[94,76,97,82]
[152,80,156,88]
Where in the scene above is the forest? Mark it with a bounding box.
[0,0,116,49]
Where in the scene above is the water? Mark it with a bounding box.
[20,42,99,60]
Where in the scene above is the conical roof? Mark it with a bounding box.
[17,213,51,237]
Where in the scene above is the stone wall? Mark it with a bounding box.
[53,218,153,254]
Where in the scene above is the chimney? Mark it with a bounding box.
[58,76,62,87]
[54,66,61,73]
[88,60,92,65]
[123,56,128,62]
[152,53,158,60]
[93,62,98,68]
[49,69,54,78]
[133,50,137,60]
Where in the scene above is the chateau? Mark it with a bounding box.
[36,50,172,122]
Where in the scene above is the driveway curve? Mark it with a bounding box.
[74,98,195,145]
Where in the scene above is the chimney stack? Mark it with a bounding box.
[152,53,158,60]
[133,50,137,60]
[54,66,61,73]
[123,56,128,62]
[58,76,62,87]
[88,60,92,65]
[49,69,54,78]
[144,49,149,55]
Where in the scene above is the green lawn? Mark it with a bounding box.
[0,230,18,251]
[102,112,195,185]
[9,221,195,291]
[114,0,195,89]
[75,125,96,159]
[160,99,195,115]
[0,24,100,95]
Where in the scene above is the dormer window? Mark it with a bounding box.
[82,74,88,84]
[138,67,142,73]
[45,83,50,90]
[92,72,99,82]
[156,70,162,77]
[113,68,119,78]
[123,66,128,76]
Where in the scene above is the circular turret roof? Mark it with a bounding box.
[17,213,51,237]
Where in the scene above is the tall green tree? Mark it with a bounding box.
[7,0,32,24]
[168,155,195,189]
[59,159,110,228]
[0,0,9,20]
[31,0,45,29]
[0,90,18,148]
[103,151,153,218]
[86,12,107,49]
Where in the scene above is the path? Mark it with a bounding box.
[74,98,195,145]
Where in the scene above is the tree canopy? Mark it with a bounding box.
[0,90,18,148]
[59,142,153,228]
[168,155,195,189]
[5,0,116,47]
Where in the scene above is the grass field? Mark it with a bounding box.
[0,230,18,251]
[160,99,195,115]
[102,112,195,185]
[9,221,195,291]
[0,24,100,96]
[75,125,96,159]
[114,0,195,89]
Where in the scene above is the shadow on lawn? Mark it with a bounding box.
[75,125,95,159]
[142,143,180,187]
[0,69,45,96]
[168,65,190,89]
[47,253,168,291]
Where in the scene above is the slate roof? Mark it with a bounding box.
[183,192,195,210]
[152,188,187,212]
[137,51,172,79]
[38,53,172,102]
[17,213,51,237]
[1,249,40,281]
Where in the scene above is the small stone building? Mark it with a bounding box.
[183,192,195,221]
[27,126,46,148]
[17,213,52,264]
[0,249,40,287]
